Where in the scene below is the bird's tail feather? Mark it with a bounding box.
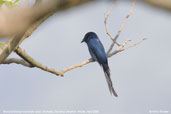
[102,63,118,97]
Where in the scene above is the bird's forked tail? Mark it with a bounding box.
[102,63,118,97]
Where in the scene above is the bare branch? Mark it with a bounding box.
[106,0,136,55]
[59,38,145,74]
[14,47,64,76]
[6,38,144,76]
[108,38,145,57]
[104,2,114,40]
[2,58,33,67]
[123,38,146,50]
[13,47,93,76]
[108,39,132,57]
[60,58,94,74]
[12,46,93,76]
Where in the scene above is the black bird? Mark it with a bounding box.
[81,32,118,97]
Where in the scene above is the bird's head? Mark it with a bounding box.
[81,32,98,43]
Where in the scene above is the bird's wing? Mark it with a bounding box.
[87,39,107,64]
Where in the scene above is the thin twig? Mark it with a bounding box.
[60,58,94,74]
[106,0,136,55]
[104,2,114,40]
[2,58,33,67]
[108,39,132,57]
[114,0,136,41]
[108,38,145,57]
[123,38,146,50]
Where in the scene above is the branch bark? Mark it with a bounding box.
[14,47,64,76]
[105,0,136,55]
[0,0,92,64]
[3,58,33,67]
